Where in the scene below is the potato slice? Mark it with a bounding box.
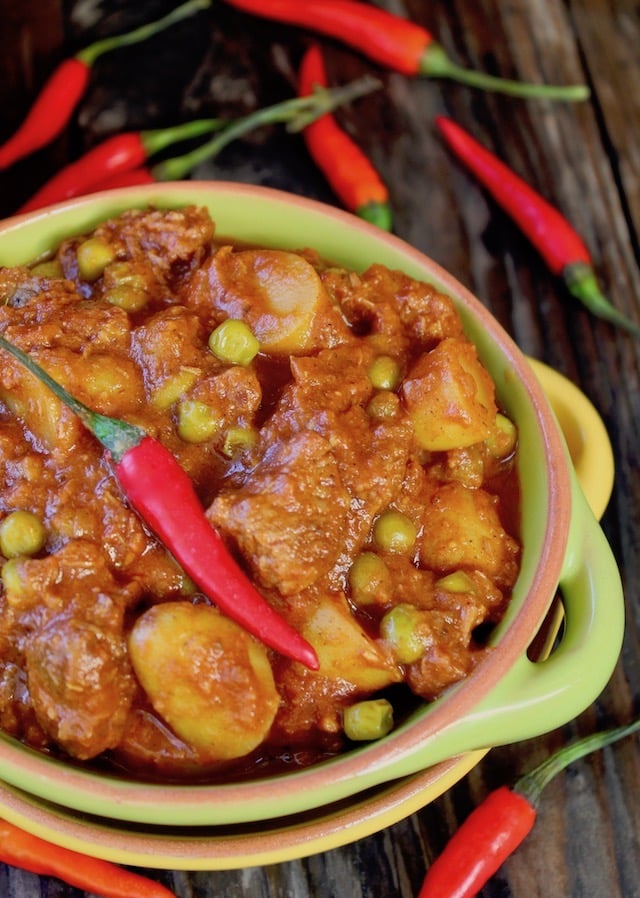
[302,595,401,691]
[128,602,280,760]
[401,337,497,451]
[216,249,329,355]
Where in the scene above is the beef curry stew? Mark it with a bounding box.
[0,206,520,781]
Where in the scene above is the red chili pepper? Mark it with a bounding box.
[0,0,211,170]
[0,817,176,898]
[16,73,379,209]
[297,45,391,230]
[0,58,90,171]
[17,119,225,214]
[0,334,319,670]
[436,115,640,338]
[89,166,158,192]
[224,0,589,101]
[417,717,640,898]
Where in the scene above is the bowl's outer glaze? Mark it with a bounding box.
[0,183,624,828]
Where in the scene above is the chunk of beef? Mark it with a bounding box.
[4,541,138,760]
[208,432,350,595]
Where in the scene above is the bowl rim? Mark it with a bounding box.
[0,181,573,824]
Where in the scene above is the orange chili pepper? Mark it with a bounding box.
[0,817,176,898]
[298,45,392,230]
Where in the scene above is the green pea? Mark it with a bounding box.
[105,261,147,288]
[369,355,401,391]
[103,284,149,313]
[222,426,258,458]
[177,400,221,443]
[380,604,424,664]
[348,552,392,606]
[343,698,394,741]
[30,259,63,278]
[178,572,199,596]
[151,368,200,410]
[76,237,116,282]
[486,413,517,458]
[208,320,260,366]
[435,571,477,594]
[1,558,25,598]
[0,511,46,558]
[372,510,417,554]
[366,391,400,420]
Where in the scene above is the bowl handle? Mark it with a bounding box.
[388,473,624,776]
[527,357,615,520]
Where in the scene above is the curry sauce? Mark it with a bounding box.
[0,206,520,781]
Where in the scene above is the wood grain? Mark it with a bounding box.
[0,1,638,895]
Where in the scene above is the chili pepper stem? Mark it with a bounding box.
[515,717,640,806]
[0,334,143,460]
[140,118,226,156]
[564,262,640,337]
[152,77,380,180]
[357,200,393,230]
[422,43,590,101]
[76,0,211,66]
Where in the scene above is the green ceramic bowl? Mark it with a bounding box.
[0,183,624,831]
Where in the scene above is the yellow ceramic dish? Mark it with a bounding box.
[527,358,614,521]
[0,351,614,871]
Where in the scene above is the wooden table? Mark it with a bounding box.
[0,2,639,896]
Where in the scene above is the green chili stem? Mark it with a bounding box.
[140,118,226,157]
[151,76,381,181]
[421,44,590,101]
[515,717,640,806]
[0,334,143,460]
[357,200,393,231]
[77,0,211,67]
[564,262,640,337]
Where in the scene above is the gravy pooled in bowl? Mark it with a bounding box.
[0,206,520,781]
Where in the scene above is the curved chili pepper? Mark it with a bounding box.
[436,115,640,338]
[0,334,319,670]
[298,45,392,230]
[0,58,90,171]
[0,0,211,170]
[0,817,176,898]
[418,716,640,897]
[18,119,225,214]
[224,0,589,101]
